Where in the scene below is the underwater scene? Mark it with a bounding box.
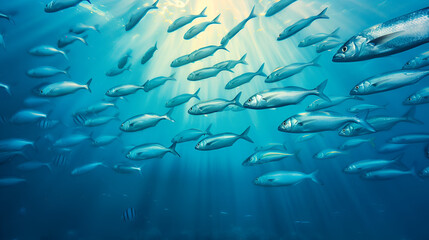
[0,0,429,239]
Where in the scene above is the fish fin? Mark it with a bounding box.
[199,7,207,17]
[212,14,221,24]
[355,111,376,132]
[231,92,242,107]
[152,0,159,8]
[368,31,404,46]
[314,79,330,102]
[86,0,91,3]
[61,51,69,61]
[193,88,201,100]
[403,106,423,125]
[80,35,89,45]
[311,55,321,67]
[352,96,364,101]
[46,163,53,173]
[309,170,324,185]
[240,126,253,143]
[247,5,256,20]
[255,63,267,77]
[330,27,340,38]
[205,124,213,135]
[94,24,100,33]
[164,108,175,122]
[294,149,302,163]
[219,45,229,52]
[317,7,329,19]
[64,66,71,78]
[239,53,248,65]
[154,42,158,50]
[86,78,93,93]
[169,142,180,157]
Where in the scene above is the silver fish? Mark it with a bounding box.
[26,66,70,78]
[265,0,296,17]
[306,96,362,111]
[53,133,91,148]
[113,164,142,175]
[316,39,342,53]
[170,55,192,68]
[105,83,144,97]
[389,134,429,144]
[254,170,321,186]
[299,28,340,47]
[125,0,159,31]
[168,7,207,32]
[45,0,91,13]
[83,114,119,127]
[403,87,429,105]
[378,143,408,154]
[333,7,429,62]
[69,23,99,34]
[243,149,299,166]
[189,45,228,63]
[92,133,121,147]
[361,168,416,180]
[118,50,132,69]
[10,109,48,125]
[34,79,92,97]
[225,63,266,89]
[344,155,403,174]
[0,139,35,152]
[244,80,329,109]
[28,45,68,60]
[188,92,242,115]
[140,42,157,65]
[278,8,328,41]
[106,65,131,77]
[265,56,320,83]
[57,34,87,48]
[187,67,232,81]
[347,103,387,113]
[143,74,175,92]
[313,148,347,159]
[221,6,256,45]
[126,142,180,160]
[213,54,247,70]
[120,109,174,132]
[166,88,200,108]
[339,138,374,150]
[78,101,117,115]
[172,124,212,143]
[71,162,105,176]
[196,126,253,150]
[295,133,317,143]
[184,14,220,40]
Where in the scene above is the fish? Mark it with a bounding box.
[378,143,408,154]
[126,142,180,160]
[166,88,200,108]
[170,55,192,68]
[52,153,69,168]
[143,73,175,92]
[106,65,131,77]
[77,101,118,115]
[265,0,296,17]
[0,12,13,23]
[339,107,422,137]
[242,149,300,166]
[17,161,52,172]
[347,104,387,113]
[225,63,266,89]
[306,96,362,111]
[265,56,320,83]
[188,45,228,63]
[140,42,157,65]
[279,111,375,133]
[184,14,220,40]
[254,143,287,151]
[244,80,329,109]
[45,0,91,13]
[125,0,159,31]
[9,109,48,125]
[254,170,322,186]
[57,34,87,48]
[122,208,136,222]
[0,82,11,95]
[187,66,232,81]
[168,7,207,33]
[83,114,119,127]
[333,7,429,62]
[361,168,416,180]
[350,70,429,95]
[69,23,99,34]
[113,164,142,174]
[0,178,26,187]
[118,50,132,69]
[71,162,105,176]
[278,8,329,41]
[344,154,404,174]
[299,28,340,47]
[105,83,144,97]
[28,45,69,60]
[403,51,429,69]
[0,151,28,164]
[188,92,242,115]
[339,138,375,150]
[120,109,174,132]
[0,139,35,152]
[195,126,253,151]
[34,79,92,97]
[389,134,429,144]
[172,124,212,143]
[221,6,256,45]
[314,148,348,159]
[213,54,247,70]
[419,166,429,178]
[295,133,317,143]
[26,66,70,78]
[92,133,121,147]
[403,87,429,105]
[53,134,91,148]
[316,39,342,53]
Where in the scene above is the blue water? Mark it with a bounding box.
[1,0,429,239]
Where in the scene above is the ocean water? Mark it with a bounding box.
[0,0,428,239]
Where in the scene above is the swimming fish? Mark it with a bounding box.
[118,50,132,69]
[221,6,256,45]
[26,66,70,78]
[299,28,340,47]
[122,208,136,222]
[333,7,429,62]
[143,73,175,92]
[187,66,232,81]
[403,51,429,69]
[45,0,91,13]
[125,0,159,31]
[126,142,180,160]
[196,126,253,150]
[225,63,266,89]
[378,143,408,154]
[92,133,122,147]
[106,65,131,77]
[344,154,404,174]
[165,88,200,108]
[243,149,300,166]
[0,82,11,95]
[316,39,342,53]
[361,168,416,180]
[17,161,52,172]
[254,170,322,186]
[339,138,375,150]
[105,83,144,97]
[265,0,296,17]
[9,109,48,125]
[71,162,106,176]
[0,178,26,187]
[141,42,157,65]
[113,164,142,175]
[389,134,429,144]
[28,45,68,60]
[57,34,87,48]
[265,56,320,83]
[34,79,92,97]
[347,104,387,113]
[213,54,247,70]
[403,87,429,105]
[120,109,174,132]
[0,139,35,152]
[306,96,362,112]
[313,148,348,159]
[184,14,220,40]
[83,114,119,127]
[188,92,242,115]
[168,7,207,33]
[69,23,99,34]
[172,124,212,143]
[53,133,91,148]
[278,8,328,41]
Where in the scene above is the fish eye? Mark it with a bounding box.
[247,99,252,102]
[342,46,348,52]
[355,86,359,90]
[408,97,412,101]
[40,90,43,93]
[282,122,286,126]
[342,129,345,132]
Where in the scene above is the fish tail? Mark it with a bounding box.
[255,63,267,77]
[193,88,201,100]
[94,24,100,33]
[64,66,71,78]
[199,7,207,17]
[294,149,302,163]
[61,50,69,61]
[164,108,175,122]
[85,78,93,93]
[152,0,159,8]
[404,106,423,124]
[205,124,213,135]
[309,170,324,185]
[330,27,340,38]
[231,92,242,107]
[212,14,221,24]
[247,5,257,20]
[240,126,253,143]
[311,55,321,67]
[219,45,229,52]
[314,79,330,102]
[80,35,89,45]
[317,7,329,19]
[239,53,248,65]
[355,111,376,132]
[168,142,180,157]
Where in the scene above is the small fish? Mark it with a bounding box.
[244,80,329,109]
[17,161,52,172]
[45,0,91,13]
[10,109,48,125]
[316,39,342,53]
[0,138,35,152]
[299,28,340,47]
[78,101,118,115]
[350,70,429,95]
[225,63,266,89]
[254,143,287,152]
[188,45,228,63]
[306,96,362,111]
[122,208,136,222]
[120,109,174,132]
[28,45,69,60]
[170,55,192,68]
[118,50,132,69]
[92,133,121,147]
[69,23,99,34]
[125,0,159,31]
[196,126,253,151]
[314,148,348,159]
[403,51,429,69]
[57,34,87,48]
[378,143,408,154]
[105,84,144,97]
[53,134,91,148]
[265,56,320,83]
[34,79,92,97]
[127,142,180,160]
[295,133,317,143]
[339,138,375,150]
[106,65,131,77]
[141,42,158,65]
[26,66,70,78]
[187,66,232,81]
[361,168,416,180]
[0,178,26,187]
[0,82,11,95]
[221,6,256,45]
[243,149,300,166]
[389,134,429,144]
[83,114,119,127]
[213,54,247,70]
[172,124,212,143]
[403,87,429,105]
[71,162,105,176]
[254,170,322,186]
[143,73,175,92]
[278,8,328,41]
[168,7,207,33]
[347,104,387,113]
[333,7,429,62]
[265,0,296,17]
[113,164,142,175]
[344,154,403,174]
[166,88,200,108]
[188,92,242,115]
[184,14,220,40]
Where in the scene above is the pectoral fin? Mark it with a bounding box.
[368,31,404,46]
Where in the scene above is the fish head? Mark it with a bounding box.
[333,35,367,62]
[278,117,299,132]
[265,72,279,82]
[313,151,324,159]
[195,140,206,150]
[243,94,263,108]
[338,124,354,137]
[188,105,201,115]
[306,102,318,111]
[403,58,418,69]
[350,81,370,95]
[403,94,419,105]
[253,175,275,186]
[120,120,133,131]
[343,164,357,173]
[33,86,47,96]
[242,155,256,166]
[44,1,55,12]
[126,151,135,159]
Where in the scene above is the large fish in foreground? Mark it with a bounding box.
[221,6,256,45]
[265,0,296,17]
[45,0,91,13]
[333,7,429,62]
[278,8,328,41]
[168,7,207,33]
[125,0,159,31]
[188,92,242,115]
[195,127,253,150]
[254,170,321,186]
[184,14,220,40]
[34,79,92,97]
